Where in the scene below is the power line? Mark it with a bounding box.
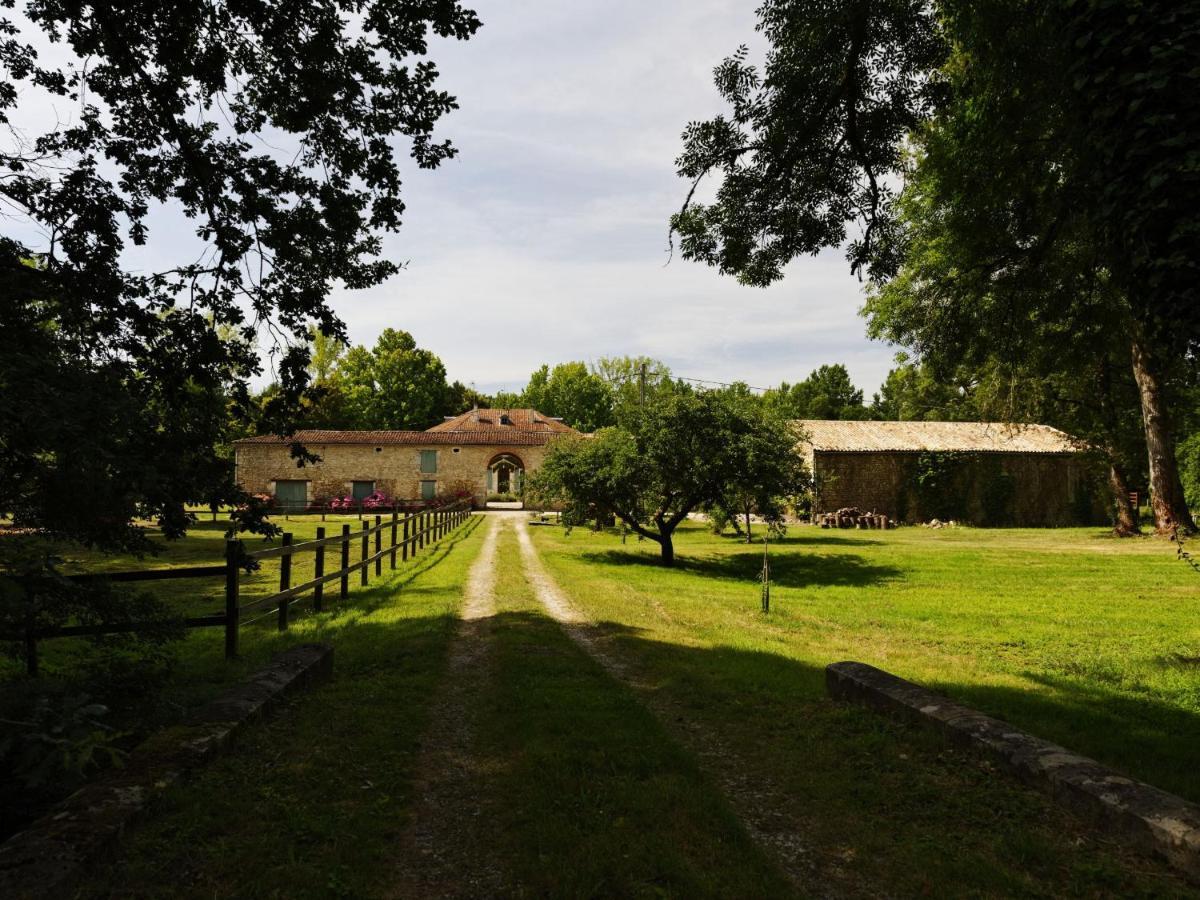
[604,369,775,394]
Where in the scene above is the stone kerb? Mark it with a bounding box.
[0,643,334,899]
[826,660,1200,881]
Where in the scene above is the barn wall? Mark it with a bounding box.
[235,441,551,508]
[813,451,1104,526]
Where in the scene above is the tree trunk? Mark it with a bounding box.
[659,531,675,566]
[1108,462,1140,536]
[1130,336,1194,533]
[745,509,753,544]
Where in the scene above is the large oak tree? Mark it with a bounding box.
[0,0,480,551]
[673,0,1199,533]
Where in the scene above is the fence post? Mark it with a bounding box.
[390,510,398,569]
[314,526,325,612]
[340,524,350,600]
[278,532,293,631]
[374,515,382,576]
[419,510,426,551]
[361,521,369,586]
[402,514,410,562]
[225,539,240,660]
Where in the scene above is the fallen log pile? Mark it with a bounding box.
[816,507,892,529]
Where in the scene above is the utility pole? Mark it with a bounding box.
[639,361,647,407]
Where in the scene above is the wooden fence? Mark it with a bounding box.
[11,502,473,675]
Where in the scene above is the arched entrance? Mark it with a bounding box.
[487,452,524,498]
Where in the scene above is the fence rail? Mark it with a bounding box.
[9,502,473,675]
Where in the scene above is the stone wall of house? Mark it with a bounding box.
[235,441,552,508]
[813,451,1107,526]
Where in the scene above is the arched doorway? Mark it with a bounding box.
[487,452,524,499]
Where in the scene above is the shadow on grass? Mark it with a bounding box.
[81,600,1198,897]
[579,547,902,588]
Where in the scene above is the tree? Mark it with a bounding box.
[869,357,980,422]
[445,380,490,415]
[672,0,1199,533]
[711,389,809,542]
[763,364,868,420]
[594,356,677,412]
[519,362,614,432]
[0,1,481,551]
[337,329,452,430]
[529,390,799,565]
[309,328,347,385]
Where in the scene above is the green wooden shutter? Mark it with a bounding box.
[420,450,437,473]
[274,480,307,510]
[420,480,437,501]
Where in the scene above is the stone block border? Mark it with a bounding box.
[826,660,1200,882]
[0,643,334,899]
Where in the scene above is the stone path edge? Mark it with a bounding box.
[0,642,334,899]
[826,660,1200,882]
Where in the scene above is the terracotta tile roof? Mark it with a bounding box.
[796,420,1082,454]
[427,408,577,435]
[235,429,562,447]
[234,409,582,447]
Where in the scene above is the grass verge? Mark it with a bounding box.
[475,523,792,897]
[529,520,1200,895]
[74,515,484,898]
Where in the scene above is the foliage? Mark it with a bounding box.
[762,364,868,420]
[491,356,678,431]
[0,692,126,791]
[0,0,481,552]
[910,452,970,522]
[594,355,677,413]
[520,362,615,432]
[529,390,800,564]
[335,328,455,430]
[671,0,946,283]
[1178,432,1200,513]
[0,537,185,673]
[674,0,1199,532]
[711,390,809,542]
[869,355,980,421]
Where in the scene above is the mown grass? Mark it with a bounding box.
[2,512,442,712]
[528,520,1200,895]
[0,512,468,839]
[81,515,485,898]
[476,524,792,897]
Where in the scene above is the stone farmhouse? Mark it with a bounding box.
[797,419,1104,526]
[234,408,580,509]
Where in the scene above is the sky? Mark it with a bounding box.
[323,0,899,399]
[4,0,900,400]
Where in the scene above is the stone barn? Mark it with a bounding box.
[796,420,1104,526]
[234,408,580,510]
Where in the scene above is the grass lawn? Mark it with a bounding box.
[525,519,1200,894]
[475,525,791,897]
[2,512,447,706]
[82,514,485,898]
[0,511,471,838]
[11,515,1200,895]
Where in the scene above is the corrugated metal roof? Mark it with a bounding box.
[795,420,1081,454]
